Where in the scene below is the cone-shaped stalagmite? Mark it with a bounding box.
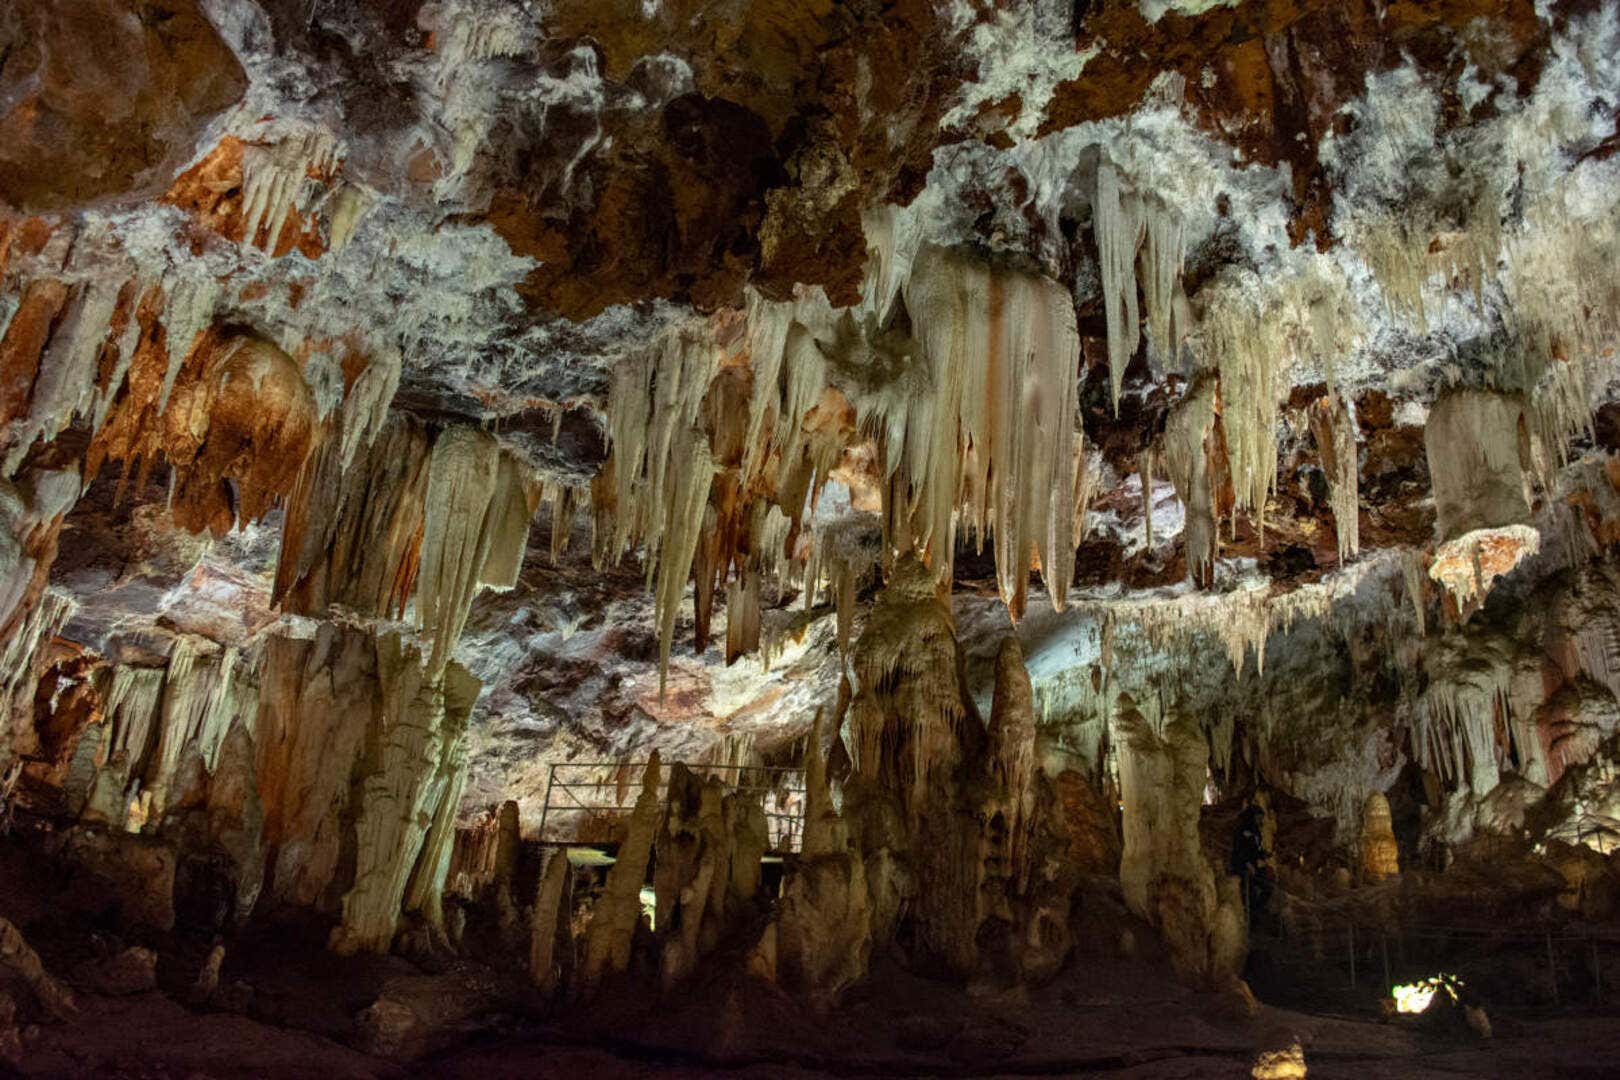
[1360,792,1400,881]
[581,751,662,994]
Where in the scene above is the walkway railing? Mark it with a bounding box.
[536,760,806,853]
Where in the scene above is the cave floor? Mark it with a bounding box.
[6,835,1619,1079]
[11,956,1620,1080]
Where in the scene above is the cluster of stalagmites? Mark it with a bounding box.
[423,558,1252,1019]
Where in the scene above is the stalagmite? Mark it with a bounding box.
[580,751,662,994]
[1115,696,1221,983]
[725,569,761,664]
[331,638,480,955]
[255,626,384,911]
[529,848,571,996]
[653,766,733,990]
[1359,792,1399,881]
[778,710,871,1006]
[1309,391,1360,564]
[987,637,1037,893]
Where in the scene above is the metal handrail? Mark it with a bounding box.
[536,759,808,852]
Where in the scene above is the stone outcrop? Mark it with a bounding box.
[0,0,247,211]
[0,917,73,1020]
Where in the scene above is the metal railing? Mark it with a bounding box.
[536,760,806,853]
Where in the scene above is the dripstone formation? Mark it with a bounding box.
[3,1,1620,1076]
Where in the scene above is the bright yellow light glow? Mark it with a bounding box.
[1392,974,1462,1014]
[639,885,657,931]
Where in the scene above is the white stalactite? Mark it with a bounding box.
[1095,158,1145,414]
[240,131,340,254]
[1163,374,1218,585]
[1309,391,1361,565]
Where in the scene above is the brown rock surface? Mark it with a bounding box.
[0,0,246,212]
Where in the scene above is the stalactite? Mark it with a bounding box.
[479,452,541,591]
[431,1,529,81]
[157,276,221,412]
[1140,199,1188,368]
[1095,158,1144,414]
[1350,193,1500,333]
[1,276,122,475]
[598,327,721,687]
[1428,524,1542,616]
[275,414,431,620]
[1499,202,1617,475]
[725,569,761,665]
[1414,655,1512,796]
[539,479,584,564]
[873,245,1083,614]
[83,666,165,827]
[1163,373,1219,586]
[1308,391,1360,564]
[0,588,74,777]
[654,434,714,694]
[240,131,340,254]
[601,327,718,569]
[141,638,255,822]
[338,348,402,470]
[1423,388,1531,543]
[1200,288,1287,540]
[1139,447,1157,554]
[325,183,374,253]
[416,427,536,676]
[1402,548,1430,637]
[1057,552,1400,682]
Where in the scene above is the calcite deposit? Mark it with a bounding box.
[2,0,1620,1076]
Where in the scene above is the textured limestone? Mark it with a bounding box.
[1359,792,1400,882]
[580,751,662,994]
[0,0,246,211]
[331,638,480,955]
[0,918,74,1020]
[528,848,572,996]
